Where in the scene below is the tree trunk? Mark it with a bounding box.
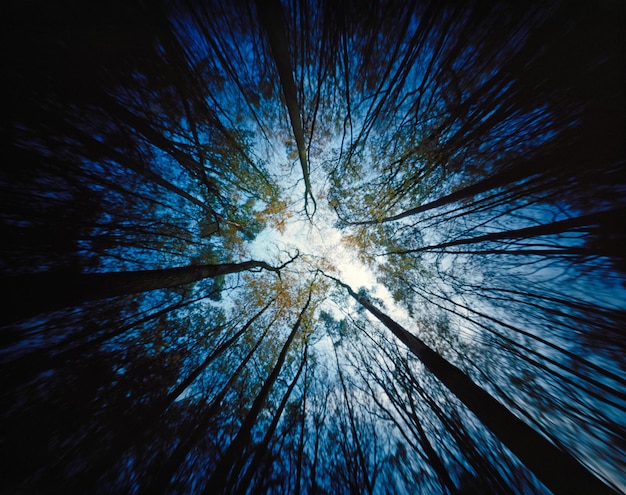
[385,207,626,255]
[325,273,618,495]
[293,355,308,495]
[8,293,205,379]
[234,345,307,495]
[201,287,313,495]
[256,0,316,214]
[4,259,288,323]
[142,314,278,493]
[338,157,547,225]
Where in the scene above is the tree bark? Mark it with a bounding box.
[336,158,547,225]
[234,345,307,495]
[256,0,316,215]
[201,287,313,495]
[4,258,294,323]
[384,207,626,255]
[325,273,618,495]
[142,314,278,493]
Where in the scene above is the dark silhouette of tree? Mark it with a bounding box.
[140,309,278,493]
[256,0,316,216]
[3,255,297,324]
[322,272,618,495]
[201,283,314,494]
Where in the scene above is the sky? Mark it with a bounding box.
[243,129,419,333]
[248,202,372,287]
[245,190,416,335]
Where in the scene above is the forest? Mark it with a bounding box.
[1,0,625,493]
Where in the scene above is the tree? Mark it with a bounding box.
[323,272,618,495]
[201,283,314,494]
[3,255,297,323]
[256,0,316,216]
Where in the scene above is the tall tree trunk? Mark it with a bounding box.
[234,345,307,495]
[384,207,626,255]
[256,0,316,215]
[324,273,618,495]
[142,314,278,493]
[201,287,313,495]
[293,354,309,495]
[46,110,219,217]
[160,300,274,412]
[4,258,294,323]
[336,157,548,225]
[7,291,207,379]
[334,342,375,495]
[68,300,274,491]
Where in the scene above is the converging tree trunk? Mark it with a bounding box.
[323,272,618,495]
[234,344,307,495]
[201,286,313,495]
[256,0,316,215]
[63,299,276,492]
[334,157,554,226]
[4,257,296,323]
[142,314,279,493]
[383,207,626,255]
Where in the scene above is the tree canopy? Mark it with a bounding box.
[1,0,625,494]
